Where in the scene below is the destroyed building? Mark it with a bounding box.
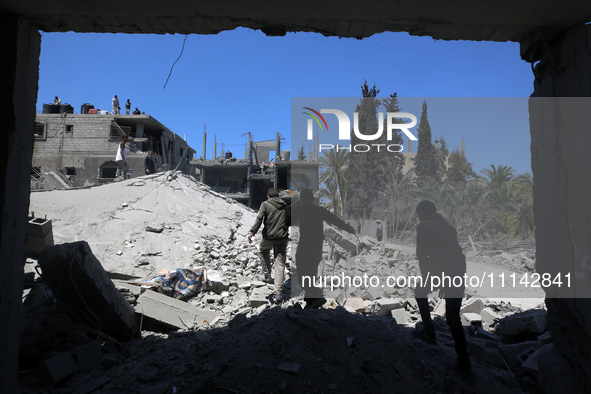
[32,109,196,188]
[4,1,591,393]
[192,133,320,209]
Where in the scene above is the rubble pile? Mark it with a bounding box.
[29,171,258,277]
[20,173,553,392]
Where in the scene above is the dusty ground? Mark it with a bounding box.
[20,173,546,393]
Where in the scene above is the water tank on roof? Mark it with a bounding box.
[60,104,74,114]
[280,150,290,161]
[42,103,55,114]
[81,103,94,114]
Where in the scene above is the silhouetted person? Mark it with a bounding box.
[292,188,355,308]
[413,200,471,372]
[125,99,131,115]
[115,135,131,180]
[144,150,156,175]
[248,188,290,303]
[133,107,141,115]
[376,219,383,241]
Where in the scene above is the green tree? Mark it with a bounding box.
[319,148,350,217]
[413,101,439,185]
[297,143,307,161]
[382,93,406,179]
[479,164,515,206]
[446,147,475,184]
[345,79,385,219]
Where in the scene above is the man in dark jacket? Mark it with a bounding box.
[414,200,471,373]
[248,188,290,301]
[291,189,355,308]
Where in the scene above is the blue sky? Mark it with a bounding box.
[37,29,534,174]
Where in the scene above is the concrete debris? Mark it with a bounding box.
[19,172,552,392]
[498,309,547,337]
[135,288,220,330]
[38,241,138,339]
[26,215,54,255]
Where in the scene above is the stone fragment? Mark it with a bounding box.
[391,308,409,324]
[498,309,547,336]
[480,307,501,326]
[460,298,484,314]
[34,352,79,387]
[374,298,404,316]
[462,312,483,325]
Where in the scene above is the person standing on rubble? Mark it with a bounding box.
[292,188,355,309]
[413,200,471,373]
[376,219,383,241]
[125,99,131,115]
[115,135,132,180]
[248,188,290,303]
[144,150,157,175]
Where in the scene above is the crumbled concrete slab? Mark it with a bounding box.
[498,309,547,336]
[480,307,501,326]
[391,308,410,324]
[374,298,404,316]
[460,298,484,314]
[39,241,138,339]
[135,289,220,330]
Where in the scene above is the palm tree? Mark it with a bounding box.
[478,164,515,206]
[319,149,350,216]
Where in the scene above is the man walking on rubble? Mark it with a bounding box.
[248,188,290,303]
[292,188,355,309]
[413,200,471,373]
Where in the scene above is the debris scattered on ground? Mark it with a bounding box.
[19,172,549,392]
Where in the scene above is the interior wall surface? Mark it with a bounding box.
[529,24,591,392]
[0,13,40,394]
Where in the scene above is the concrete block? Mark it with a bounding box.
[135,289,220,329]
[26,232,55,254]
[207,269,230,293]
[480,307,501,326]
[498,309,547,336]
[391,308,409,324]
[361,286,385,301]
[324,227,361,256]
[375,298,404,316]
[341,297,366,313]
[27,216,53,237]
[71,341,103,371]
[35,351,80,387]
[249,287,272,308]
[462,312,482,325]
[39,241,137,339]
[499,341,544,370]
[460,298,484,315]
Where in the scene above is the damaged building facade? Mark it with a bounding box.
[192,133,319,208]
[32,112,196,188]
